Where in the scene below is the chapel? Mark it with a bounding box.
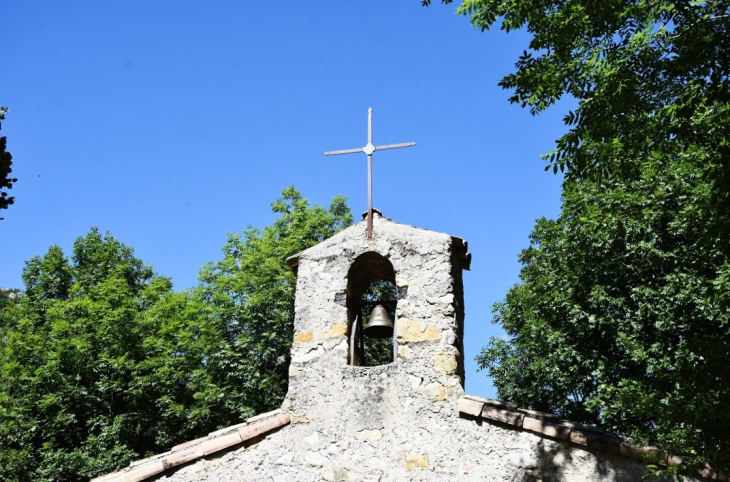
[92,211,711,482]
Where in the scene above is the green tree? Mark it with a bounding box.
[0,106,17,219]
[477,153,730,475]
[0,288,22,321]
[425,1,730,205]
[197,186,353,418]
[424,0,730,474]
[0,288,22,357]
[0,188,352,481]
[0,229,218,481]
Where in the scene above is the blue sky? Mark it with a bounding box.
[1,1,568,399]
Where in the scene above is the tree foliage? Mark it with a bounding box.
[0,288,21,322]
[197,186,353,417]
[426,1,730,202]
[1,105,16,219]
[0,229,218,481]
[0,187,352,481]
[477,153,730,474]
[0,288,22,356]
[424,0,730,474]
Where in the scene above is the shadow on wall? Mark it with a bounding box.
[460,413,661,482]
[521,438,576,481]
[518,435,660,481]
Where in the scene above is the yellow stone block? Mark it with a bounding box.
[433,351,458,375]
[396,319,440,342]
[398,452,428,470]
[295,331,314,343]
[323,323,347,338]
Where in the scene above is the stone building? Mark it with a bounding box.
[93,213,713,482]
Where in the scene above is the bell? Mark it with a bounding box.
[363,305,394,339]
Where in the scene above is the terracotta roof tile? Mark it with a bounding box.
[91,409,290,482]
[170,435,209,452]
[240,412,290,440]
[522,416,571,441]
[89,470,124,482]
[515,407,563,422]
[480,404,524,427]
[247,408,285,424]
[128,452,169,467]
[457,394,725,481]
[463,394,517,410]
[119,460,165,482]
[199,430,242,456]
[456,397,484,417]
[569,428,621,453]
[617,441,662,462]
[207,421,248,438]
[162,447,204,470]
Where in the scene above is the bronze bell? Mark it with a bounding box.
[363,305,394,339]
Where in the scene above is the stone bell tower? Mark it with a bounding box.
[282,210,471,444]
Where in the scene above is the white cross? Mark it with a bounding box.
[324,108,416,239]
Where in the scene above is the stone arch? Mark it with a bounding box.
[346,252,397,366]
[346,251,396,301]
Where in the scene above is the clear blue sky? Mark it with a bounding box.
[1,1,569,399]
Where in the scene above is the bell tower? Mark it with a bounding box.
[283,211,471,434]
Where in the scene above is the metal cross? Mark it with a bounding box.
[324,108,416,239]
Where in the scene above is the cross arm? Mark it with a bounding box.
[324,147,364,156]
[374,142,416,151]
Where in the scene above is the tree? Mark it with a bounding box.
[0,288,22,357]
[197,186,353,418]
[477,152,730,475]
[0,288,22,322]
[0,188,352,481]
[0,229,218,481]
[0,105,16,219]
[424,1,730,205]
[423,0,730,474]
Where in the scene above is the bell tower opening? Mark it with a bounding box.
[359,281,397,366]
[346,252,398,367]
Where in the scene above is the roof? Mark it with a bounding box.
[458,395,727,481]
[91,395,727,481]
[91,410,290,482]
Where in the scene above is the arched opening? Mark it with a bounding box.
[346,252,397,366]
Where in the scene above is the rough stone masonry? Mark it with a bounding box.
[93,213,712,482]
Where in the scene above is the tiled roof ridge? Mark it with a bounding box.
[90,409,290,482]
[458,395,727,481]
